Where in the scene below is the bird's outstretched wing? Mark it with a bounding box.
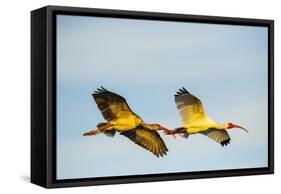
[93,87,134,121]
[120,128,168,157]
[175,87,206,125]
[200,128,231,146]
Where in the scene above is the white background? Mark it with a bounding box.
[0,0,279,193]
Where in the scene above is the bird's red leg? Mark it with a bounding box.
[164,129,177,138]
[164,127,186,138]
[157,125,176,138]
[83,124,110,136]
[83,129,103,136]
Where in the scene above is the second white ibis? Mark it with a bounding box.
[165,87,248,146]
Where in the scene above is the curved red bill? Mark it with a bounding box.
[232,124,249,133]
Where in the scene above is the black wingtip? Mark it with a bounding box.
[220,139,231,146]
[94,86,108,95]
[175,87,190,96]
[100,86,107,91]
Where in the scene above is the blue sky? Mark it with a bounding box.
[56,15,268,180]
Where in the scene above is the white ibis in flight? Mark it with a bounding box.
[165,87,248,146]
[83,87,170,157]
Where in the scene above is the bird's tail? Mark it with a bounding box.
[175,127,189,139]
[179,132,190,139]
[97,122,116,137]
[103,130,116,137]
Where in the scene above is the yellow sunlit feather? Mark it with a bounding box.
[174,87,231,146]
[121,127,168,157]
[175,87,215,128]
[91,87,168,157]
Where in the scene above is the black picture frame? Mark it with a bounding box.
[31,5,274,188]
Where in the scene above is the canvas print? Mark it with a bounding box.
[56,15,268,180]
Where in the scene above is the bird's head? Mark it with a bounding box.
[226,122,248,133]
